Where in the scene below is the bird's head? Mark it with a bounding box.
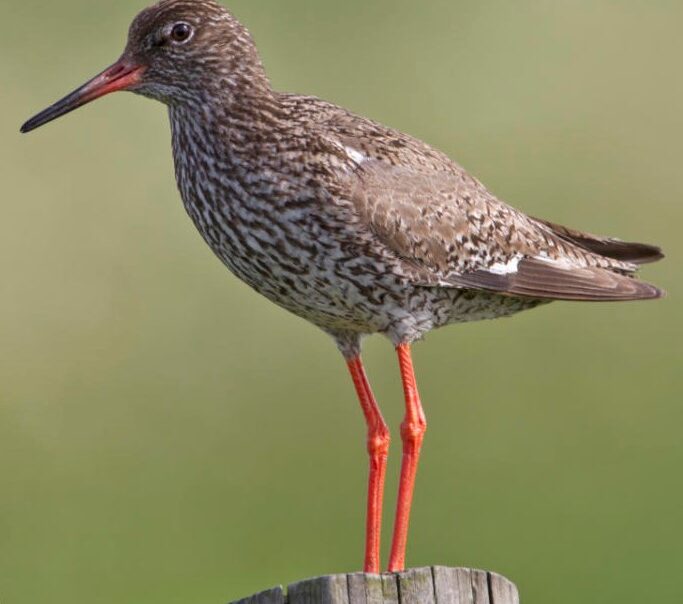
[21,0,267,134]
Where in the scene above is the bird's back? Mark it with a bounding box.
[279,93,663,301]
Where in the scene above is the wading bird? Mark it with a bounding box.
[21,0,663,573]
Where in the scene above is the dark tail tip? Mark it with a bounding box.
[635,280,666,300]
[608,242,665,265]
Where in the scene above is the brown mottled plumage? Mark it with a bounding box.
[21,0,664,574]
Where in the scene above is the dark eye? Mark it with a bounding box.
[170,22,193,43]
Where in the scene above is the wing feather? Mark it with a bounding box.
[531,217,664,265]
[342,160,662,301]
[299,102,664,302]
[454,257,663,301]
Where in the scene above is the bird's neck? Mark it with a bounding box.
[168,76,285,156]
[167,80,291,221]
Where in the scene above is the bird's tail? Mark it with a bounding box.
[532,217,664,265]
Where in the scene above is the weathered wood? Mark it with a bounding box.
[347,572,386,603]
[487,572,519,604]
[471,570,491,604]
[381,573,400,602]
[288,574,351,604]
[231,586,285,604]
[397,567,435,604]
[433,567,474,602]
[228,567,519,604]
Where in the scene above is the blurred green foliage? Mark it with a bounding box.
[1,1,681,602]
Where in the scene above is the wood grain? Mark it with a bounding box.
[228,567,518,604]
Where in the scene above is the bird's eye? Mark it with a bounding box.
[170,22,193,44]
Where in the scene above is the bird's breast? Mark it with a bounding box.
[171,141,378,329]
[167,113,434,335]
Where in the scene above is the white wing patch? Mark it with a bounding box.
[344,145,367,165]
[486,252,583,277]
[534,251,576,270]
[487,255,522,275]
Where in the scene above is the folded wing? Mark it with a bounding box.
[344,160,663,301]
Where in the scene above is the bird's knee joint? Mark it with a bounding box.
[367,427,390,456]
[400,418,427,443]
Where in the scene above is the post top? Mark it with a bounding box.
[230,566,519,604]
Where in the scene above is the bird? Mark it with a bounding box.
[21,0,664,574]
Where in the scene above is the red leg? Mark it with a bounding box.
[347,356,390,574]
[388,343,427,572]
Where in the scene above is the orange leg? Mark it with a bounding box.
[388,343,427,572]
[347,356,391,574]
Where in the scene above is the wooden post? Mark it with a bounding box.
[229,567,519,604]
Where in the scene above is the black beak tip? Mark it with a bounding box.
[20,117,40,134]
[21,113,54,134]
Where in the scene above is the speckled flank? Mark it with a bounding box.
[119,0,662,357]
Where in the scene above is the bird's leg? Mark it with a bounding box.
[347,355,390,574]
[388,343,427,572]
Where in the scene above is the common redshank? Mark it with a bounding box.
[21,0,664,573]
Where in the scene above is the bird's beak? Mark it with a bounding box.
[20,58,146,134]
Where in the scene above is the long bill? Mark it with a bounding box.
[20,59,146,134]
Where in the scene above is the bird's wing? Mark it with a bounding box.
[295,97,663,301]
[529,217,664,265]
[339,158,662,301]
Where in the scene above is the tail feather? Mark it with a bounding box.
[532,217,664,265]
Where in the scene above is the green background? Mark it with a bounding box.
[2,1,681,602]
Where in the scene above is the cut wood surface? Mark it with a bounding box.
[229,567,519,604]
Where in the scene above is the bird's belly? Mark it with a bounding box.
[216,245,388,333]
[181,196,388,332]
[180,191,544,339]
[212,235,543,340]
